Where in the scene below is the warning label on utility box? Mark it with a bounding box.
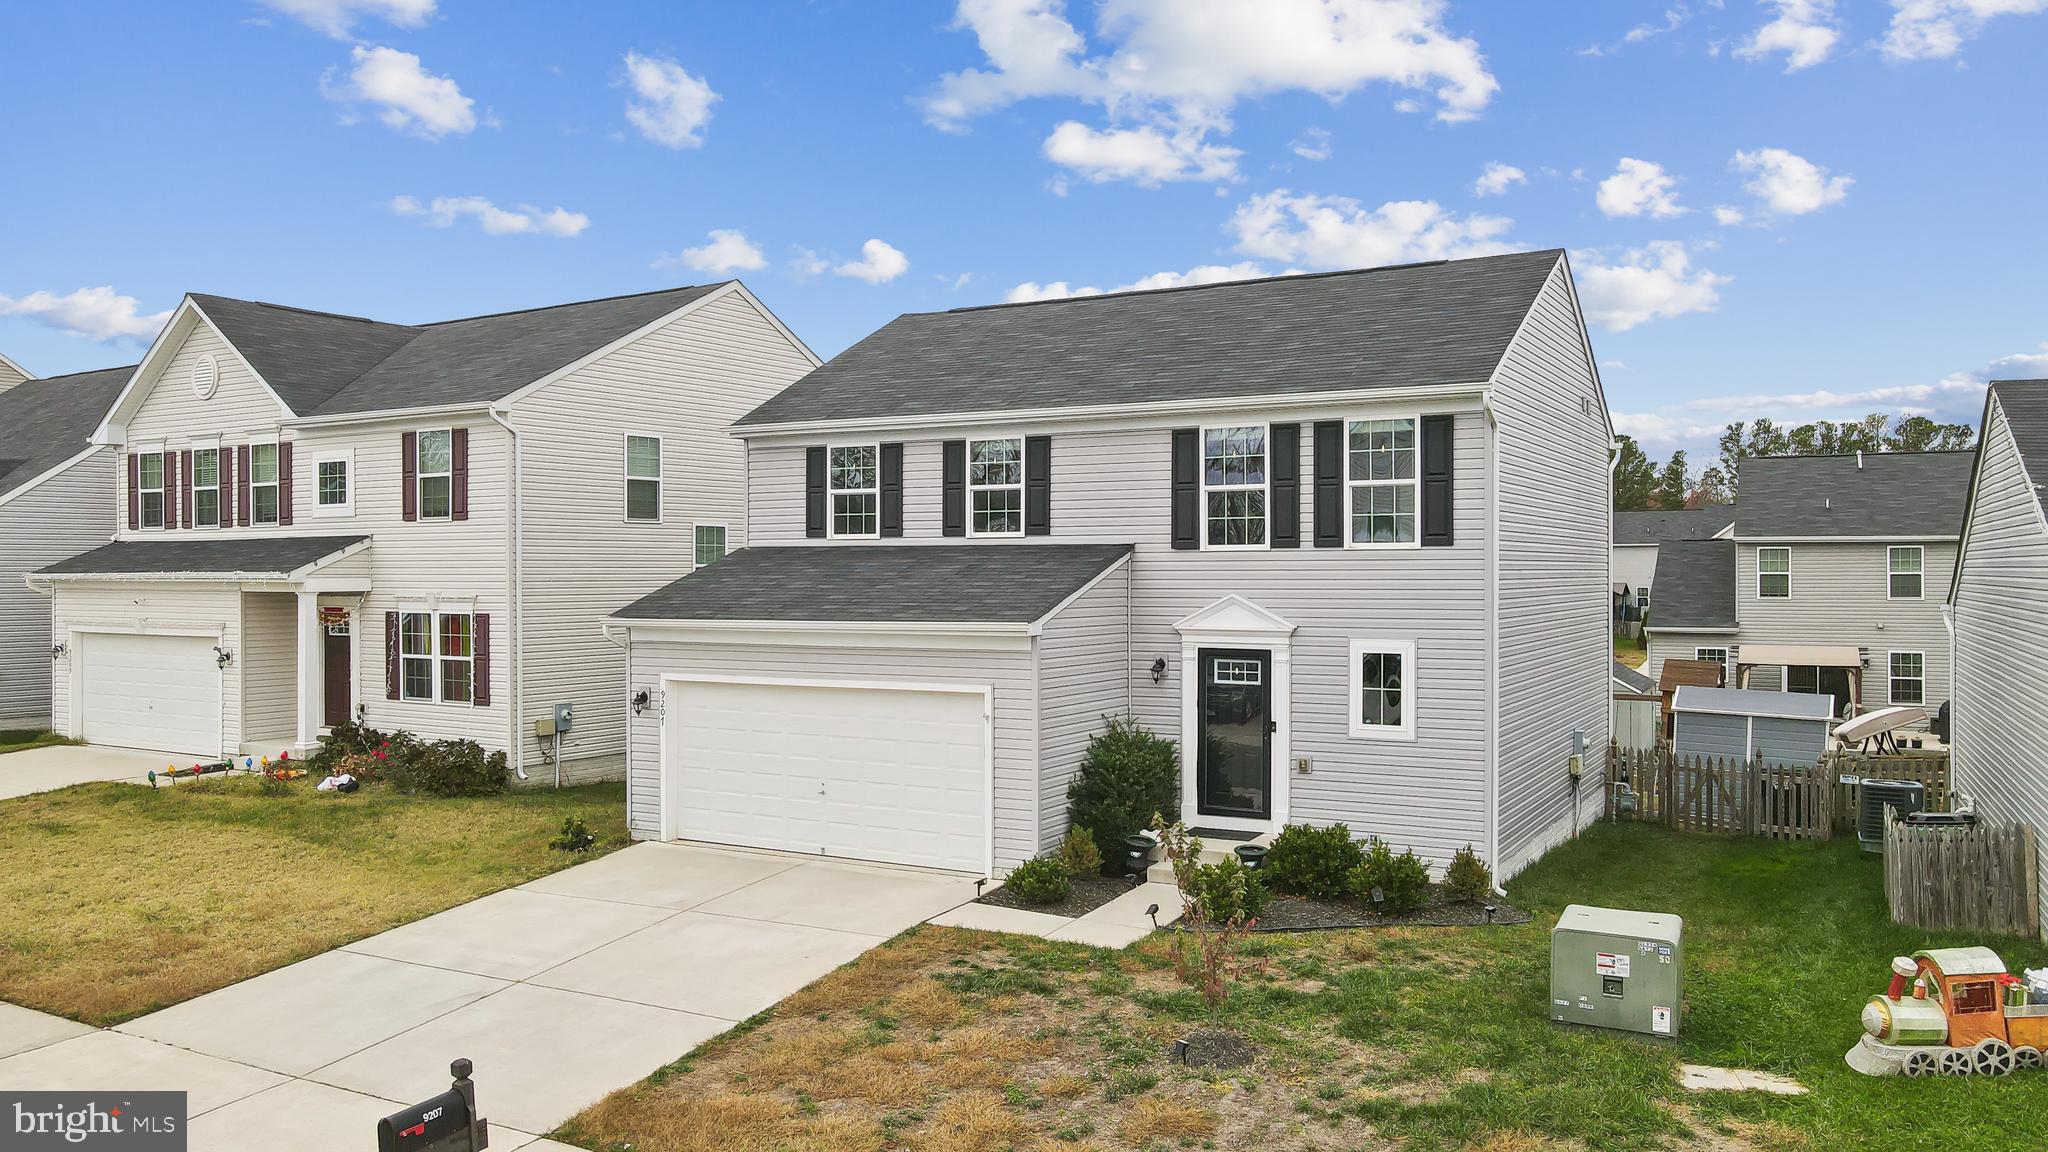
[1596,952,1631,978]
[1652,1005,1673,1034]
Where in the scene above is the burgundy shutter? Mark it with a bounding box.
[181,450,195,529]
[1312,420,1343,548]
[450,428,469,521]
[1421,414,1455,547]
[879,443,904,537]
[1270,423,1300,548]
[941,440,966,537]
[804,447,826,538]
[236,444,252,526]
[401,432,418,522]
[385,612,401,700]
[127,453,139,530]
[220,448,235,527]
[1024,434,1052,536]
[278,441,294,525]
[472,612,491,706]
[1170,429,1198,550]
[164,452,179,531]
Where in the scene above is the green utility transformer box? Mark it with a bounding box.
[1550,905,1683,1038]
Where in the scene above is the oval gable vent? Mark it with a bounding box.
[191,354,218,400]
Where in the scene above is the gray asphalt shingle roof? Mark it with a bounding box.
[1734,451,1975,538]
[736,250,1565,427]
[613,544,1133,624]
[0,365,133,500]
[191,284,726,418]
[1646,539,1737,630]
[1612,661,1655,694]
[1613,505,1737,545]
[39,535,368,577]
[1989,380,2048,518]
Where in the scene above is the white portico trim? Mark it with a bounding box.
[1173,594,1298,834]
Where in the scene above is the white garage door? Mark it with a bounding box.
[81,632,222,759]
[665,678,989,874]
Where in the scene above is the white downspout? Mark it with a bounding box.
[1485,390,1505,896]
[600,619,630,825]
[486,405,527,781]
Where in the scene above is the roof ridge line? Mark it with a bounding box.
[194,294,413,329]
[10,363,138,383]
[417,282,726,327]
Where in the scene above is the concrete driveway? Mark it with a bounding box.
[0,744,172,800]
[0,842,978,1150]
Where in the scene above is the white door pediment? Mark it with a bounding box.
[1173,594,1297,643]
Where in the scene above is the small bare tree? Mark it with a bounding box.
[1155,815,1261,1008]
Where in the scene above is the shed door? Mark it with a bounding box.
[80,632,222,758]
[663,679,989,873]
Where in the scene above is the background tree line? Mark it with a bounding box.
[1614,413,1976,512]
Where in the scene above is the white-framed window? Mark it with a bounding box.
[967,437,1024,536]
[827,443,879,538]
[1349,640,1415,740]
[312,451,351,515]
[1757,547,1791,598]
[1695,647,1730,685]
[1888,545,1924,600]
[1636,586,1650,613]
[249,442,280,525]
[1889,651,1925,705]
[193,447,220,527]
[417,430,453,520]
[1201,424,1268,548]
[1346,416,1419,547]
[136,450,165,529]
[694,523,727,567]
[400,609,474,704]
[625,434,662,522]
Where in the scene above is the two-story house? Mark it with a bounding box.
[606,249,1614,881]
[27,284,817,780]
[0,363,132,728]
[1645,451,1975,724]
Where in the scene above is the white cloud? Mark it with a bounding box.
[1736,0,1842,71]
[1573,241,1730,332]
[834,239,910,284]
[1885,0,2048,60]
[1712,204,1747,225]
[1596,157,1686,219]
[1473,161,1527,198]
[1732,147,1852,216]
[1611,411,1728,447]
[1042,121,1241,184]
[390,195,588,237]
[1228,190,1515,270]
[1290,126,1332,162]
[326,46,476,139]
[0,286,171,344]
[651,229,765,274]
[1988,342,2048,380]
[1006,261,1269,302]
[259,0,435,37]
[621,52,718,149]
[788,247,831,279]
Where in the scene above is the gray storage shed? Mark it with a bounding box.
[1670,686,1833,769]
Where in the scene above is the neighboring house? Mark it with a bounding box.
[1646,451,1974,724]
[1611,505,1736,621]
[0,365,132,728]
[608,250,1614,881]
[1948,379,2048,940]
[26,284,817,778]
[0,352,32,393]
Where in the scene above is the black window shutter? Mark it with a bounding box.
[804,446,827,538]
[1170,428,1199,550]
[879,443,904,537]
[1270,423,1300,548]
[1312,420,1343,548]
[941,440,966,537]
[1024,435,1052,536]
[1421,414,1455,547]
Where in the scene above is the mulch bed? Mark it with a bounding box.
[1252,884,1533,932]
[977,872,1141,918]
[1173,1028,1258,1069]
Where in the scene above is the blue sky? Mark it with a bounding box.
[3,1,2043,460]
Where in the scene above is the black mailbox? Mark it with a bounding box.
[378,1059,489,1152]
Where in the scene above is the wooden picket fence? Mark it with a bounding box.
[1828,750,1952,832]
[1606,743,1834,842]
[1884,812,2039,939]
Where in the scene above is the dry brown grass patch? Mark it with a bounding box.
[891,978,967,1029]
[906,1090,1030,1152]
[779,929,964,1017]
[1037,1074,1090,1099]
[573,1091,890,1152]
[1121,1095,1221,1143]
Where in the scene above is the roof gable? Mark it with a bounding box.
[1647,539,1737,630]
[0,364,132,502]
[1734,451,1975,538]
[1614,505,1737,545]
[1987,380,2048,520]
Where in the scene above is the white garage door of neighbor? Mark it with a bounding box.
[81,632,222,759]
[667,679,989,874]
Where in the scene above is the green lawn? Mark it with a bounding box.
[0,728,80,755]
[0,775,628,1025]
[563,822,2048,1152]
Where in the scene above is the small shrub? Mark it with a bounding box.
[312,719,385,769]
[1444,844,1492,903]
[1005,856,1072,906]
[1184,855,1269,924]
[1058,826,1104,878]
[1263,822,1364,900]
[386,738,509,797]
[1349,838,1431,915]
[550,816,597,853]
[1067,716,1180,863]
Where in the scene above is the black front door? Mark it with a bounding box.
[1197,648,1272,819]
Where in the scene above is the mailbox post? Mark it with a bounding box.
[378,1059,490,1152]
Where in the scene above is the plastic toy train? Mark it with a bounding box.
[1847,947,2048,1076]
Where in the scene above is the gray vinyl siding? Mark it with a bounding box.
[1751,715,1826,768]
[621,636,1041,870]
[1490,261,1612,878]
[1674,712,1748,761]
[1949,397,2048,940]
[1034,563,1132,853]
[1645,632,1736,686]
[239,592,299,745]
[511,288,816,781]
[1733,539,1957,715]
[0,451,115,728]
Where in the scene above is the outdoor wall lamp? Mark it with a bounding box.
[631,689,651,716]
[214,646,234,669]
[1150,657,1167,684]
[50,642,66,660]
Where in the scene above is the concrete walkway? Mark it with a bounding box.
[929,879,1180,947]
[0,744,173,800]
[0,843,978,1150]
